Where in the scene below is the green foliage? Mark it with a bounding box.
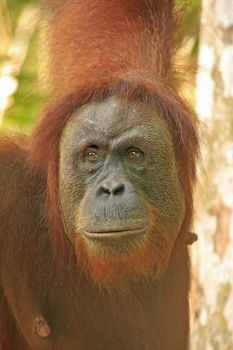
[7,0,37,31]
[3,28,47,133]
[176,0,201,56]
[2,0,47,133]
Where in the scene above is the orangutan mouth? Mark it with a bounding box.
[84,227,146,239]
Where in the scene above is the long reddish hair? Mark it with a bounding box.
[28,0,199,257]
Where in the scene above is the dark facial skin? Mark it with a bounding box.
[59,96,185,259]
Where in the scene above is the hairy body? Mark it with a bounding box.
[0,0,199,349]
[0,150,189,350]
[0,98,191,349]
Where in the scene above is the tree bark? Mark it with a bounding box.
[192,0,233,349]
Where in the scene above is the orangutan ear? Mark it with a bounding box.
[185,232,198,245]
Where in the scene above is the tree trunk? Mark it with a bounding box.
[192,0,233,349]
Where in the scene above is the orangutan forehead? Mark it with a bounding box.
[65,95,169,138]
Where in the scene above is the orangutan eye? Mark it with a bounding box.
[126,148,144,161]
[85,149,101,162]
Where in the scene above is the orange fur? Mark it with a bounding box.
[43,0,177,95]
[29,1,199,258]
[0,2,199,348]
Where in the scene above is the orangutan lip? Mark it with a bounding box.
[84,228,145,239]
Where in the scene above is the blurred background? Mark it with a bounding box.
[0,0,233,349]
